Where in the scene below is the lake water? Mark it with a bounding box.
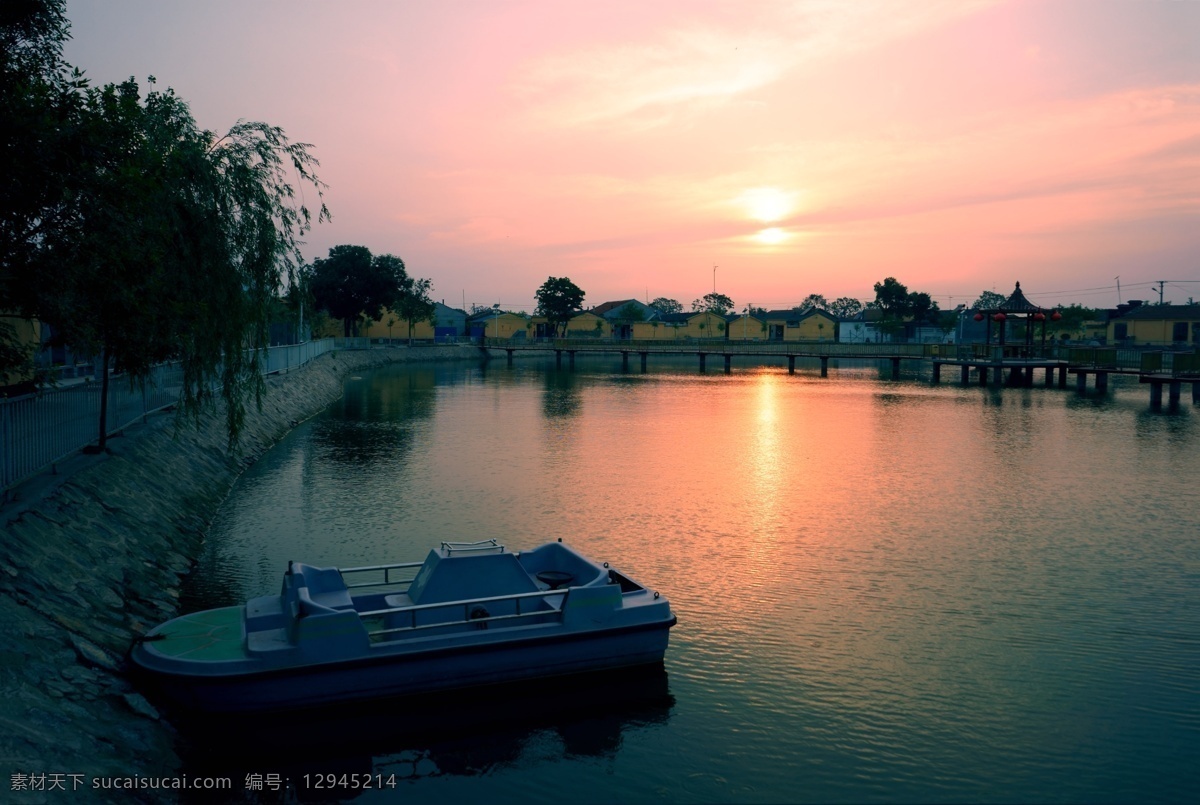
[177,355,1198,803]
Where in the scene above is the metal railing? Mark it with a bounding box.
[339,561,425,590]
[487,338,1199,375]
[358,586,569,640]
[2,339,336,493]
[441,539,504,554]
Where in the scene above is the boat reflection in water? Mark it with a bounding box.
[176,663,674,798]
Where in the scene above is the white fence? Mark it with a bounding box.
[1,339,336,493]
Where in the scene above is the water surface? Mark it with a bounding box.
[180,356,1199,803]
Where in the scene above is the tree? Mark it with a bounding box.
[828,297,864,318]
[310,246,407,337]
[615,301,646,322]
[649,297,682,315]
[534,276,585,337]
[972,290,1006,310]
[28,77,327,450]
[1,0,84,378]
[1046,304,1099,340]
[907,292,937,324]
[0,319,36,387]
[2,4,330,448]
[691,292,735,315]
[795,293,828,312]
[873,277,910,318]
[394,276,435,344]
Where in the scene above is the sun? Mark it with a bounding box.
[738,187,795,223]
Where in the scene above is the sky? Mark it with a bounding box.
[62,0,1200,313]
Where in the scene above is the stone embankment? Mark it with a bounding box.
[0,345,480,800]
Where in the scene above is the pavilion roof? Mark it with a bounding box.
[999,281,1044,313]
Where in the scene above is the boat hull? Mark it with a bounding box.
[136,617,674,714]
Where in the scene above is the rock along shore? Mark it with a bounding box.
[0,345,482,801]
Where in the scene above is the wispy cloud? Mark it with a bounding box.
[511,0,999,130]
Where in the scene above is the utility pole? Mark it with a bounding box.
[1115,276,1121,304]
[713,265,718,294]
[1155,280,1166,305]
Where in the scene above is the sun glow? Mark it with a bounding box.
[738,187,795,223]
[754,227,790,245]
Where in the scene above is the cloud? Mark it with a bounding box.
[510,0,999,130]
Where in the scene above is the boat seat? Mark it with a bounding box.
[290,563,355,611]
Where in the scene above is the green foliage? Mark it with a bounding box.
[394,276,436,342]
[0,0,81,376]
[828,297,863,318]
[615,302,646,322]
[1047,303,1099,338]
[972,290,1006,310]
[0,319,34,386]
[534,276,585,337]
[32,78,325,447]
[872,277,910,318]
[795,293,827,312]
[691,292,734,315]
[907,291,938,324]
[649,297,682,315]
[1,4,329,448]
[310,246,407,337]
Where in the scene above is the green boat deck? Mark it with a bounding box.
[148,606,247,662]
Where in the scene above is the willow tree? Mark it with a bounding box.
[4,1,330,448]
[30,77,328,450]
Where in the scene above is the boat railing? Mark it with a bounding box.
[358,587,569,640]
[338,561,424,590]
[440,539,504,554]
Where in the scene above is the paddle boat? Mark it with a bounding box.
[130,540,676,713]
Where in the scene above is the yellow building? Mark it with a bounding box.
[565,312,610,338]
[472,311,530,339]
[1107,304,1200,346]
[680,311,728,340]
[762,309,838,341]
[726,314,767,342]
[360,309,434,340]
[629,318,685,341]
[628,311,730,340]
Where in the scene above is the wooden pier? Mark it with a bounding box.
[481,340,1200,409]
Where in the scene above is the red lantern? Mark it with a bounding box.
[1033,312,1046,322]
[973,313,984,322]
[993,313,1007,322]
[1051,310,1062,321]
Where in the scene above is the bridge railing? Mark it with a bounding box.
[482,338,1199,376]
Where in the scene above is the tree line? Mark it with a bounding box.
[529,275,1097,339]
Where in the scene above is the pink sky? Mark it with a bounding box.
[64,0,1199,312]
